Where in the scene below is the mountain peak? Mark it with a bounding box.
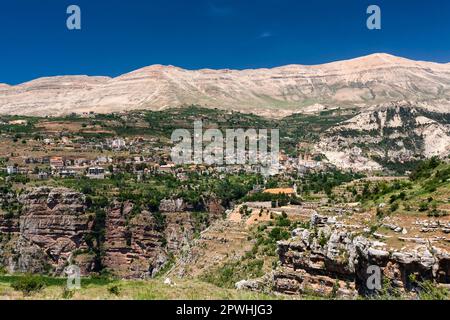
[1,54,450,117]
[321,53,414,68]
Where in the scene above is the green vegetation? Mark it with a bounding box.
[0,274,281,300]
[201,258,265,289]
[202,215,294,289]
[242,192,299,207]
[17,105,355,155]
[10,274,46,295]
[416,281,450,300]
[108,285,121,296]
[369,276,450,300]
[354,158,450,219]
[302,169,365,197]
[409,156,443,181]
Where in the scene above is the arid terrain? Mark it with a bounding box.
[1,54,450,117]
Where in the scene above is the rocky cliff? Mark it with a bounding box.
[0,187,221,278]
[0,187,91,274]
[316,102,450,170]
[102,201,167,278]
[241,214,450,298]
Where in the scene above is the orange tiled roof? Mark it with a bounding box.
[263,188,295,195]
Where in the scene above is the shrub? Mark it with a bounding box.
[369,224,379,234]
[0,266,7,275]
[108,285,121,296]
[62,287,75,299]
[376,207,384,219]
[275,215,291,227]
[268,227,290,242]
[418,202,429,212]
[318,231,329,247]
[418,281,449,300]
[390,202,399,212]
[11,274,46,295]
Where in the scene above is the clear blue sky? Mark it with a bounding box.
[1,0,450,84]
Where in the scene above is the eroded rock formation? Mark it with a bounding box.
[0,187,223,278]
[272,215,450,297]
[0,187,91,274]
[102,201,168,278]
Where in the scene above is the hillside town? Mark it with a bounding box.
[0,115,332,182]
[0,107,449,301]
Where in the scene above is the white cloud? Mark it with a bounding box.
[258,32,273,39]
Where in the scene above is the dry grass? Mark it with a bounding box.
[0,276,285,300]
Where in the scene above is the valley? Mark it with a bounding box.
[0,104,448,300]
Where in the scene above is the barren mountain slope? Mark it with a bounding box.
[1,53,450,116]
[316,102,450,170]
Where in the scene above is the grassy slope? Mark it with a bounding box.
[361,159,450,214]
[0,275,285,300]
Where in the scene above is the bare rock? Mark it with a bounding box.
[159,199,186,212]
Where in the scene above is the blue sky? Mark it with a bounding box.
[1,0,450,84]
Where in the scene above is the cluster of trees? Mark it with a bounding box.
[302,169,364,196]
[241,192,299,207]
[409,156,442,181]
[357,179,411,203]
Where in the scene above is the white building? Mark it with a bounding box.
[87,167,105,179]
[6,166,18,175]
[111,138,126,150]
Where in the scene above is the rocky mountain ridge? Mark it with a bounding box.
[1,53,450,117]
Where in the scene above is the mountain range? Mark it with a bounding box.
[1,53,450,117]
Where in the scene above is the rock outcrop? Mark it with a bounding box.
[0,187,92,274]
[164,212,199,252]
[0,187,220,278]
[103,201,168,278]
[272,215,450,297]
[159,199,187,213]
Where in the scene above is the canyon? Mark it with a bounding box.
[0,187,222,279]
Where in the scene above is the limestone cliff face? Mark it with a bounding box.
[102,201,168,279]
[316,102,450,170]
[159,199,187,212]
[205,198,226,220]
[164,212,199,253]
[273,219,450,297]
